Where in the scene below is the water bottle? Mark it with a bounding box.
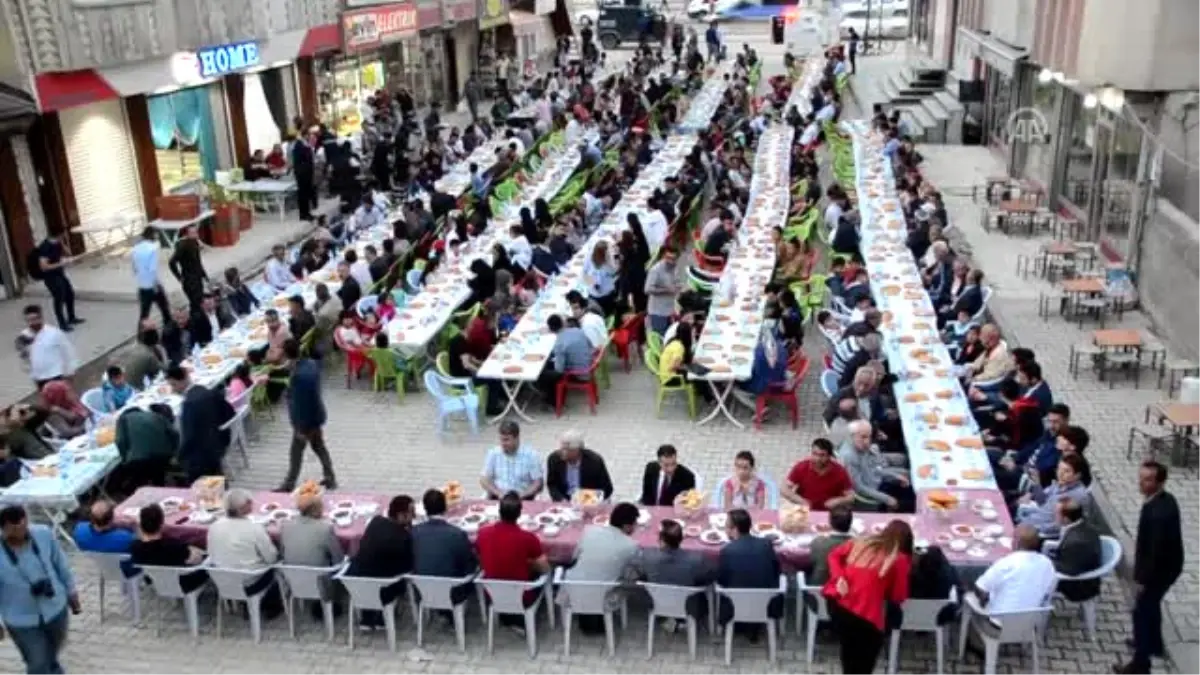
[58,447,72,482]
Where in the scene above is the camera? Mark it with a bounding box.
[29,579,54,598]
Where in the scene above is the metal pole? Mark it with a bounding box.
[864,0,872,50]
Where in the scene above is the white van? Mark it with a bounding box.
[839,3,910,40]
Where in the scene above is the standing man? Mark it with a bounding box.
[292,132,317,222]
[278,339,338,492]
[1114,461,1184,674]
[23,304,78,390]
[167,364,234,482]
[167,225,209,313]
[644,247,681,335]
[32,232,83,330]
[132,227,171,325]
[705,20,721,64]
[464,72,483,123]
[495,52,511,96]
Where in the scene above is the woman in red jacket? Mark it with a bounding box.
[822,520,914,673]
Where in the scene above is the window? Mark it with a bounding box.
[1019,78,1060,188]
[891,8,908,18]
[1057,92,1097,212]
[148,86,220,193]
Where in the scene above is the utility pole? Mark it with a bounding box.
[864,0,872,50]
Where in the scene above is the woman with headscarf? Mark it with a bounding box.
[534,198,554,232]
[491,270,520,334]
[39,380,90,439]
[619,213,652,314]
[465,259,496,309]
[732,326,790,410]
[519,207,538,243]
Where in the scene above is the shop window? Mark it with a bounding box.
[1019,78,1060,187]
[1097,114,1142,245]
[148,87,221,193]
[319,57,385,137]
[1058,93,1097,213]
[986,69,1014,148]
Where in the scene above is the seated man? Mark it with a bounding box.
[476,492,550,631]
[1014,455,1092,540]
[206,489,282,617]
[980,379,1044,451]
[837,420,913,512]
[963,324,1014,393]
[73,499,135,554]
[804,504,854,585]
[782,438,855,511]
[130,504,207,593]
[627,519,714,628]
[992,403,1070,494]
[346,495,414,627]
[545,429,614,503]
[1047,499,1103,603]
[279,493,344,568]
[639,444,698,506]
[835,333,883,390]
[535,315,593,407]
[480,421,544,500]
[563,502,641,634]
[717,508,784,639]
[412,489,478,610]
[965,524,1057,652]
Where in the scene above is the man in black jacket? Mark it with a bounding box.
[291,134,317,221]
[639,444,698,506]
[168,226,208,313]
[167,365,234,482]
[1049,499,1102,602]
[335,261,362,312]
[347,494,415,628]
[545,430,614,503]
[188,293,235,348]
[1114,461,1185,674]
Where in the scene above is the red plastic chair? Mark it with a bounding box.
[754,353,811,431]
[334,331,372,389]
[608,312,646,372]
[692,248,727,274]
[555,350,604,417]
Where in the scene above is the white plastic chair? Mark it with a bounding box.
[205,565,278,643]
[85,552,143,625]
[276,561,346,642]
[715,574,788,665]
[796,571,829,666]
[406,571,479,652]
[640,581,712,660]
[220,384,255,469]
[886,588,959,674]
[819,369,839,398]
[475,573,555,657]
[957,592,1053,674]
[139,561,210,638]
[335,569,407,651]
[553,566,629,657]
[1048,535,1122,642]
[81,387,108,418]
[969,287,994,325]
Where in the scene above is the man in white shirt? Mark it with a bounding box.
[504,130,525,156]
[567,292,608,349]
[967,524,1057,642]
[345,249,373,292]
[264,244,295,291]
[23,304,78,387]
[352,193,388,235]
[824,196,845,233]
[505,223,533,272]
[131,227,170,325]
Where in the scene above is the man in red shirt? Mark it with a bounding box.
[475,491,550,634]
[782,438,855,510]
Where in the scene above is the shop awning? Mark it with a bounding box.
[955,27,1027,77]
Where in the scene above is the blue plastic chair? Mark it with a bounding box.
[422,370,480,436]
[819,370,839,398]
[356,295,379,319]
[405,269,424,295]
[711,474,780,510]
[81,387,108,418]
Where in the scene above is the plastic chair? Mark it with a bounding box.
[645,331,664,360]
[276,561,346,642]
[367,347,407,400]
[641,581,711,660]
[335,569,407,651]
[1046,535,1122,642]
[710,474,780,510]
[970,287,994,325]
[886,588,959,674]
[644,349,697,419]
[754,355,810,430]
[715,574,788,665]
[405,268,424,295]
[608,312,645,372]
[819,369,839,398]
[692,248,727,274]
[139,561,210,638]
[220,384,254,470]
[555,350,603,417]
[407,571,480,652]
[422,370,480,435]
[554,566,629,657]
[475,574,555,657]
[86,552,143,625]
[206,565,278,643]
[81,387,108,417]
[334,330,371,388]
[796,571,829,666]
[957,592,1052,674]
[355,295,379,319]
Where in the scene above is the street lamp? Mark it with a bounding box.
[1083,93,1099,109]
[1038,68,1053,84]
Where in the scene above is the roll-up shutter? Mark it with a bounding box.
[58,99,143,251]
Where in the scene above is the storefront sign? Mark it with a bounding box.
[478,0,510,29]
[195,41,261,79]
[444,0,477,22]
[342,4,419,52]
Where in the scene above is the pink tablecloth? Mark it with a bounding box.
[115,487,388,555]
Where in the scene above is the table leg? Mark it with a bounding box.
[696,381,743,429]
[36,505,77,548]
[488,380,538,424]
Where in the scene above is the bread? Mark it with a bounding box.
[956,437,984,449]
[924,440,951,452]
[904,392,930,403]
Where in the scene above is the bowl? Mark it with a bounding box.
[542,525,561,537]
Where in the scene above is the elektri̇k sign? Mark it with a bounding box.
[1006,107,1050,145]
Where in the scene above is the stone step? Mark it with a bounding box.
[922,94,950,122]
[933,89,965,115]
[902,102,938,132]
[897,108,928,142]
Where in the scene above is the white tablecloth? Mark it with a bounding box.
[844,120,995,492]
[0,447,121,510]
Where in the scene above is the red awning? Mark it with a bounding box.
[34,70,120,112]
[300,23,341,57]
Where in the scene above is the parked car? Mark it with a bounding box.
[577,0,667,49]
[839,5,910,40]
[685,0,758,20]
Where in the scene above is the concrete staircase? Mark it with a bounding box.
[849,57,965,144]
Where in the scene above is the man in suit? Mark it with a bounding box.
[188,292,235,348]
[168,226,209,313]
[717,509,783,639]
[1049,499,1102,602]
[347,494,415,628]
[292,133,317,221]
[805,504,855,585]
[412,489,478,611]
[545,430,614,502]
[278,340,338,492]
[166,364,234,482]
[1115,461,1184,674]
[944,268,985,321]
[336,261,362,312]
[640,444,698,506]
[627,519,714,626]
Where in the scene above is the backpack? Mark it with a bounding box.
[25,247,43,281]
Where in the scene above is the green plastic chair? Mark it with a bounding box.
[798,273,831,313]
[453,302,481,328]
[644,349,697,419]
[367,348,407,401]
[645,331,664,361]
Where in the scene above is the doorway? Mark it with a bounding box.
[444,36,460,105]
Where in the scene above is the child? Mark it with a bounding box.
[375,293,397,323]
[816,310,845,342]
[335,311,364,348]
[102,365,136,412]
[358,309,382,341]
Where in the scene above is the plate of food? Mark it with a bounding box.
[160,497,183,510]
[904,392,930,403]
[462,512,486,525]
[966,546,988,558]
[699,529,729,546]
[683,525,703,538]
[592,514,608,526]
[945,414,966,426]
[950,524,974,537]
[924,440,951,452]
[189,510,216,525]
[926,490,959,511]
[503,365,524,374]
[708,513,728,529]
[637,509,652,526]
[270,509,293,522]
[536,512,560,526]
[962,468,990,480]
[948,539,969,552]
[753,521,777,535]
[541,524,561,537]
[329,507,353,521]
